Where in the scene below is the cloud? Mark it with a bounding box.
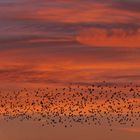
[1,0,139,24]
[111,0,140,13]
[120,127,140,133]
[19,3,139,24]
[76,27,140,47]
[0,0,140,87]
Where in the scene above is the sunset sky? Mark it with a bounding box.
[0,0,140,88]
[0,0,140,140]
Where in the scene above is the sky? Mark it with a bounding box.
[0,0,140,88]
[0,0,140,140]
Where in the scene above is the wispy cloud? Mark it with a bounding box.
[119,127,140,133]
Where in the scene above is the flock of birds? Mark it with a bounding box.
[0,82,140,131]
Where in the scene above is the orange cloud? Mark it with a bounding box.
[76,28,140,47]
[120,127,140,133]
[0,45,140,87]
[19,2,140,24]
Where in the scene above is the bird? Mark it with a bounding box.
[0,82,139,131]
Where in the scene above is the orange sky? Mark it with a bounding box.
[0,1,140,139]
[0,0,140,87]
